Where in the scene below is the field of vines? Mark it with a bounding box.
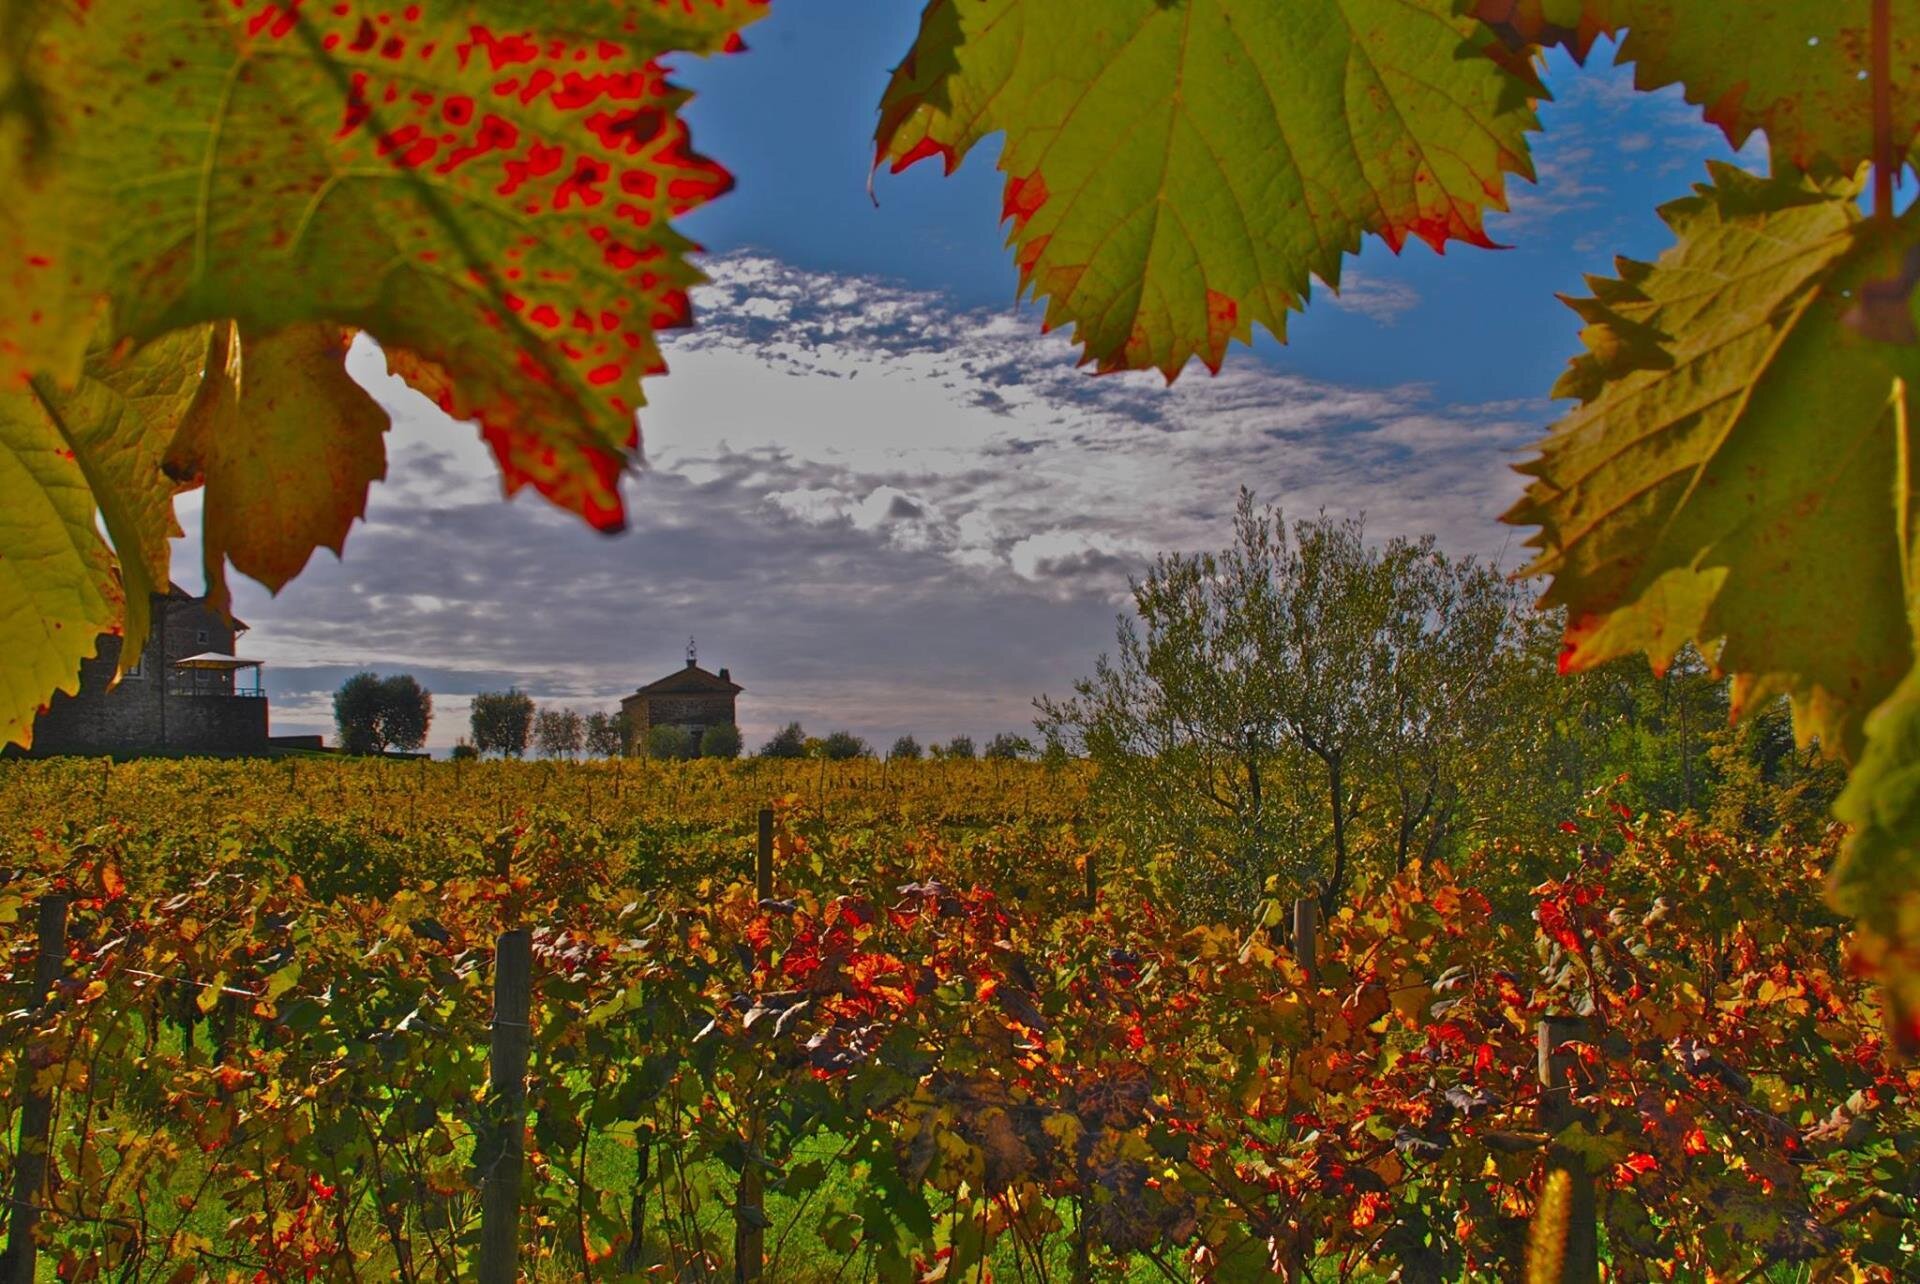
[1,757,1916,1281]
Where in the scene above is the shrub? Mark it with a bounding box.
[760,722,807,759]
[699,723,742,759]
[820,731,871,760]
[647,725,694,760]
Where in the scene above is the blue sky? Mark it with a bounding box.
[191,5,1764,752]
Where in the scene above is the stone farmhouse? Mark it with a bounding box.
[20,586,285,758]
[620,643,741,753]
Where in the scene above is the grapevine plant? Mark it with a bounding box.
[0,761,1915,1278]
[3,0,1920,1183]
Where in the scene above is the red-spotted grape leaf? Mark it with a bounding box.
[1471,0,1920,175]
[162,323,387,614]
[0,330,208,748]
[1,0,766,528]
[0,0,764,746]
[874,0,1537,379]
[1505,165,1920,763]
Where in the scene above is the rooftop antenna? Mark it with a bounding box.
[687,636,697,668]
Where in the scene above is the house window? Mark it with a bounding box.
[196,629,208,646]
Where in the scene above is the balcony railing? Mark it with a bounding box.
[165,680,265,698]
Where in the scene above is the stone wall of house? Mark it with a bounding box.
[24,596,268,757]
[619,690,737,753]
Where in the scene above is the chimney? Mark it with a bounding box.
[718,667,731,682]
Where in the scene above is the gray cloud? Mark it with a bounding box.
[195,252,1548,752]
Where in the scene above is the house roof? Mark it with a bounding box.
[164,581,248,632]
[632,662,742,697]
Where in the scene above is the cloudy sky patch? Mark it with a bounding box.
[172,20,1761,753]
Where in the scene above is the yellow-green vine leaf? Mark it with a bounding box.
[162,323,388,615]
[1470,0,1920,176]
[875,0,1538,379]
[0,330,209,748]
[1,0,768,530]
[1833,660,1920,1056]
[1505,163,1920,762]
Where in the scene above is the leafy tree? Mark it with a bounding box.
[333,672,431,755]
[449,741,479,762]
[379,675,432,753]
[585,710,628,759]
[889,735,923,762]
[819,731,871,761]
[470,690,534,759]
[332,672,388,756]
[936,736,976,761]
[760,722,808,760]
[699,723,742,760]
[1704,695,1846,841]
[983,733,1033,761]
[533,706,586,759]
[646,725,694,761]
[1038,491,1534,916]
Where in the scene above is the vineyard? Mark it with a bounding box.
[1,758,1914,1281]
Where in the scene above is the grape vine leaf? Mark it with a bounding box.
[1,0,766,528]
[1505,164,1920,763]
[874,0,1538,379]
[161,323,387,615]
[1471,0,1920,176]
[0,0,766,747]
[0,331,209,748]
[1833,665,1920,1055]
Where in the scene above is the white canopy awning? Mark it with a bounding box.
[171,652,262,671]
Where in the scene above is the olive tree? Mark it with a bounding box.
[334,672,432,755]
[533,706,586,759]
[470,689,535,758]
[1037,490,1535,918]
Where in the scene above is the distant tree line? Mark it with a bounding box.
[334,675,1052,767]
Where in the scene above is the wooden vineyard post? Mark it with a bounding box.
[1292,896,1320,985]
[1083,847,1098,909]
[477,929,533,1284]
[3,895,70,1284]
[622,1134,653,1272]
[1536,1016,1600,1284]
[755,808,774,901]
[735,807,775,1281]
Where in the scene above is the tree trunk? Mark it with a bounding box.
[1321,754,1347,916]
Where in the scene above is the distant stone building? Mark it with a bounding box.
[621,643,740,753]
[21,585,273,758]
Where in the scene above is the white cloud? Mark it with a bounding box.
[1323,270,1422,324]
[191,252,1551,751]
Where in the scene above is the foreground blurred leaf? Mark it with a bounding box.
[1,0,766,523]
[1472,0,1920,175]
[161,323,386,614]
[0,331,206,747]
[1834,663,1920,1055]
[1506,164,1920,762]
[0,0,766,745]
[875,0,1537,378]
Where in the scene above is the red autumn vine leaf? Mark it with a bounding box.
[1,0,768,528]
[0,0,766,746]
